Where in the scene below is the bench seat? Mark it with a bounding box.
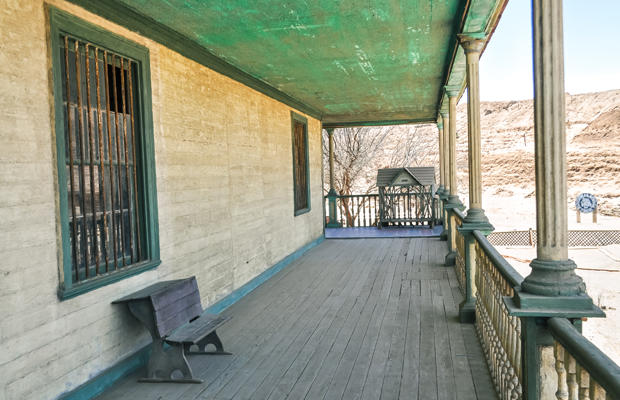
[165,313,232,356]
[166,313,232,345]
[113,277,232,383]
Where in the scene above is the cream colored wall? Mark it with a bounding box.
[0,1,324,399]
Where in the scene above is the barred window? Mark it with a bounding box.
[60,36,142,282]
[51,7,160,298]
[291,113,310,214]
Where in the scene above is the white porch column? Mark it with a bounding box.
[459,33,493,230]
[440,109,450,197]
[436,119,445,194]
[444,86,462,206]
[521,0,585,296]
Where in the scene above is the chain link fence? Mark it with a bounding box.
[487,230,620,247]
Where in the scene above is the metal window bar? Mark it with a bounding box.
[60,36,142,283]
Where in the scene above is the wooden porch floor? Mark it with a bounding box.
[96,238,497,400]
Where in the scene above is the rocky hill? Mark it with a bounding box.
[410,89,620,217]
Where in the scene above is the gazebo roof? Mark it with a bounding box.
[376,167,435,187]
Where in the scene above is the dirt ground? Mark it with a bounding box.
[475,191,620,365]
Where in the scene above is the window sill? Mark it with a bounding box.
[58,259,161,301]
[294,207,311,217]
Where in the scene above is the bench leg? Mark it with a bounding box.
[184,331,232,355]
[139,338,202,384]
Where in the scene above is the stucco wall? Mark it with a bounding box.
[0,1,324,399]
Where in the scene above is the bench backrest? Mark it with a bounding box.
[150,277,203,337]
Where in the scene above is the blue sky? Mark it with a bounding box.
[479,0,620,101]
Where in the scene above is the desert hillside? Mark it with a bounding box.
[413,89,620,217]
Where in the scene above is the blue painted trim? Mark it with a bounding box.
[54,235,324,400]
[206,235,324,314]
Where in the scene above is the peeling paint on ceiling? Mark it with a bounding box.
[115,0,504,125]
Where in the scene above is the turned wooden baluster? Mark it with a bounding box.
[514,316,523,399]
[555,342,569,400]
[588,381,606,400]
[576,364,590,400]
[500,287,509,398]
[567,354,579,400]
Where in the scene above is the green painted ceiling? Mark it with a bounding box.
[100,0,504,125]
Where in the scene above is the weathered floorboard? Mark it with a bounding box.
[95,238,497,400]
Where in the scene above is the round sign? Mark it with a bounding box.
[575,193,597,213]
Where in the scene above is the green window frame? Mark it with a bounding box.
[291,112,311,216]
[50,7,160,300]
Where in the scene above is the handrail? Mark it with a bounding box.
[473,230,524,288]
[548,317,620,397]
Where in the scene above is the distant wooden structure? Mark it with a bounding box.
[377,167,437,229]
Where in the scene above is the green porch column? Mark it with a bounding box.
[458,33,494,233]
[457,230,477,322]
[325,128,342,228]
[439,110,449,242]
[504,1,603,399]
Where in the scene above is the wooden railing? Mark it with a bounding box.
[473,230,524,400]
[548,317,620,400]
[469,229,620,400]
[378,190,437,227]
[324,194,380,227]
[454,209,466,295]
[325,192,441,228]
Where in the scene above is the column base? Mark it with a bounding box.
[521,258,586,297]
[445,251,456,267]
[463,207,492,226]
[443,200,464,211]
[459,300,476,323]
[326,191,341,228]
[439,230,448,241]
[445,194,462,205]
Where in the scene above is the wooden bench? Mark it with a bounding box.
[112,276,232,383]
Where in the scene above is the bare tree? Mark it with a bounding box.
[323,125,439,226]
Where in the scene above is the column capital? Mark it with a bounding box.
[436,122,443,130]
[325,127,335,135]
[444,85,461,99]
[439,108,449,119]
[458,32,487,54]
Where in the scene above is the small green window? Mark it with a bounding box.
[50,8,160,299]
[291,112,311,215]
